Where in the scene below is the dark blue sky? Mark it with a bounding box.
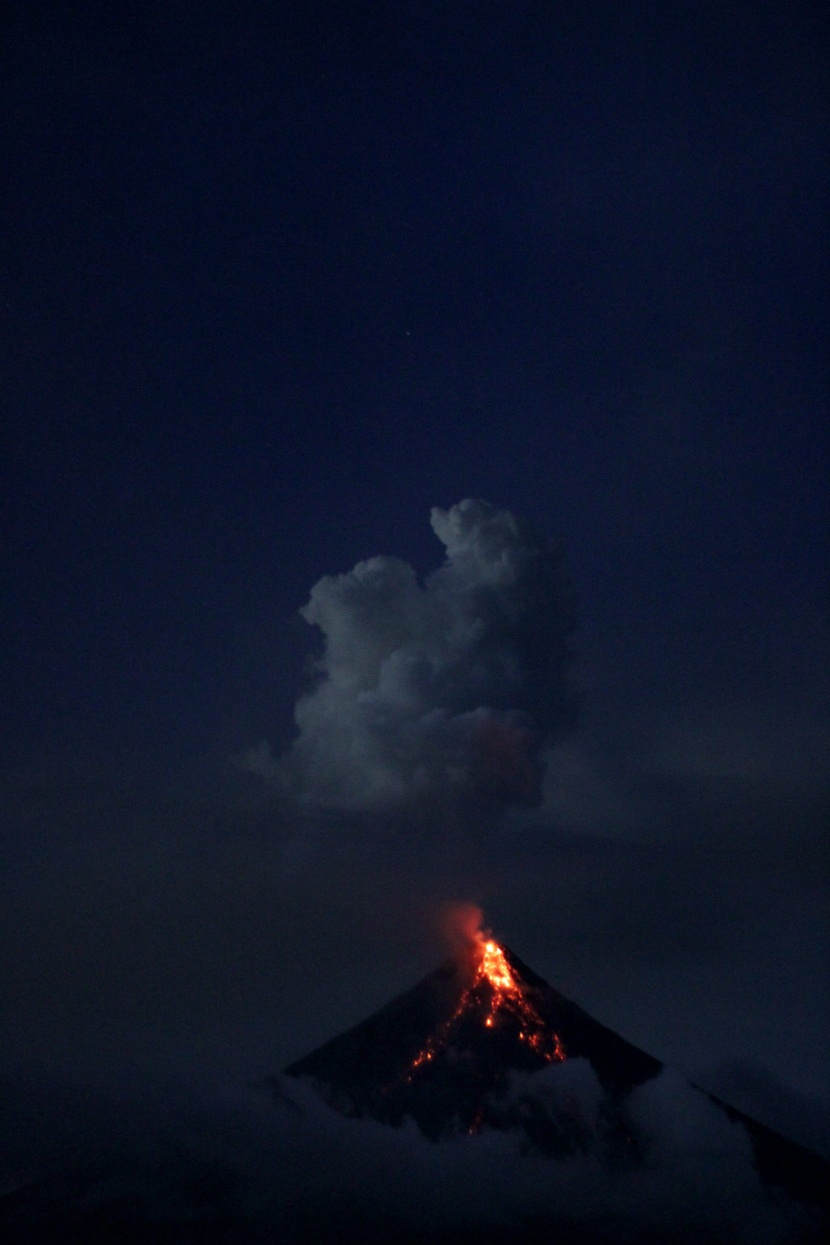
[1,0,827,1146]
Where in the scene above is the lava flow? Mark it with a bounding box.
[407,937,565,1079]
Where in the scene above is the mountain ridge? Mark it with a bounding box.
[283,938,830,1214]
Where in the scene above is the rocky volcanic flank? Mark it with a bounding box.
[284,936,830,1225]
[2,936,828,1244]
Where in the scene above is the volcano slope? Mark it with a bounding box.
[284,940,661,1141]
[283,938,830,1232]
[2,940,828,1244]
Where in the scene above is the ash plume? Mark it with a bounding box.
[247,500,577,812]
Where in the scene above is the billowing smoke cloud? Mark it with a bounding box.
[247,500,577,811]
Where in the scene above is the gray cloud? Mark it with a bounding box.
[239,1069,812,1241]
[2,1067,816,1243]
[700,1061,830,1162]
[246,500,576,812]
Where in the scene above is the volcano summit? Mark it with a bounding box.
[2,936,828,1244]
[284,934,830,1228]
[284,936,662,1145]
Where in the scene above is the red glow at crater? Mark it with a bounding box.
[407,932,566,1079]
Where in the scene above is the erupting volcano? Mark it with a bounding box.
[284,929,662,1143]
[3,928,829,1244]
[283,925,830,1220]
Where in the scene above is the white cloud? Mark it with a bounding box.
[246,500,577,811]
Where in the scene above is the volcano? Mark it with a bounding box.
[3,938,828,1244]
[284,938,661,1143]
[284,936,830,1215]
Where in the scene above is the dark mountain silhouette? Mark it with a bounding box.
[284,938,830,1221]
[2,938,828,1244]
[284,940,661,1141]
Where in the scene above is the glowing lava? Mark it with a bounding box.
[406,937,566,1079]
[481,939,520,993]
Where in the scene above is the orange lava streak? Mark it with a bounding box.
[480,940,515,992]
[406,938,565,1080]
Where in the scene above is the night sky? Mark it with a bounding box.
[2,0,828,1163]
